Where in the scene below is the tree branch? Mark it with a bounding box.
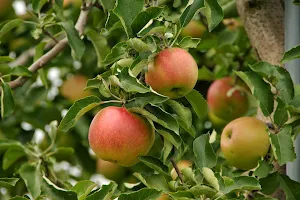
[1,1,93,93]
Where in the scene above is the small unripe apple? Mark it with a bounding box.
[145,48,198,98]
[88,106,155,167]
[96,159,126,182]
[221,117,270,170]
[207,77,248,121]
[170,160,192,180]
[60,75,92,102]
[181,20,206,38]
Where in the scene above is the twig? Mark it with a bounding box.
[170,157,184,184]
[42,28,59,44]
[1,1,93,94]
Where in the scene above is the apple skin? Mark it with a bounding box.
[157,194,171,200]
[96,159,126,182]
[208,111,229,129]
[145,48,198,98]
[181,20,206,38]
[207,77,248,121]
[171,160,193,180]
[221,117,270,170]
[60,75,92,102]
[63,0,82,7]
[88,106,155,167]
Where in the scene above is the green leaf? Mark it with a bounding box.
[10,66,33,77]
[131,7,164,35]
[260,172,280,195]
[137,20,165,37]
[236,71,274,116]
[52,147,74,160]
[179,0,204,28]
[128,38,153,52]
[126,92,169,108]
[250,62,294,103]
[0,56,14,63]
[0,178,19,187]
[134,173,170,192]
[119,188,162,200]
[0,139,22,153]
[193,134,217,169]
[139,156,170,177]
[185,89,208,120]
[156,127,182,149]
[3,146,26,170]
[86,29,110,68]
[9,196,28,200]
[1,81,15,118]
[19,163,42,198]
[58,96,102,132]
[113,0,144,37]
[281,44,300,63]
[61,20,85,59]
[0,19,24,39]
[204,0,223,32]
[189,185,217,197]
[274,97,288,127]
[86,182,118,200]
[35,42,48,88]
[168,191,195,199]
[71,180,97,200]
[166,100,192,128]
[178,36,201,49]
[42,176,78,200]
[254,160,273,179]
[198,66,215,81]
[163,139,173,163]
[32,0,48,13]
[279,174,300,200]
[102,42,127,66]
[99,0,116,11]
[270,125,296,166]
[203,167,219,191]
[222,176,261,194]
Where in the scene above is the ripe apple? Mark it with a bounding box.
[207,77,249,121]
[208,111,229,129]
[171,160,193,180]
[96,159,126,182]
[181,20,206,38]
[145,48,198,98]
[60,75,92,102]
[221,117,270,170]
[88,106,155,167]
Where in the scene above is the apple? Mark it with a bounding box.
[88,106,155,167]
[0,0,13,18]
[181,20,206,38]
[207,77,249,121]
[60,75,92,102]
[145,48,198,98]
[208,111,229,129]
[171,160,193,180]
[157,193,171,200]
[221,117,270,170]
[96,159,126,182]
[63,0,82,7]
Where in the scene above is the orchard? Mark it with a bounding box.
[0,0,300,200]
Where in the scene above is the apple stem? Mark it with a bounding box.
[170,158,184,184]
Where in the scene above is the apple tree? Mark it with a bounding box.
[0,0,299,199]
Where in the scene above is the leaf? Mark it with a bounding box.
[139,156,170,177]
[42,176,78,200]
[222,176,261,194]
[35,42,48,88]
[131,7,164,35]
[274,97,288,127]
[0,56,14,63]
[58,96,102,132]
[119,188,162,200]
[71,180,97,200]
[86,182,118,200]
[168,191,195,199]
[32,0,48,13]
[189,185,217,197]
[279,174,300,200]
[0,178,19,187]
[86,29,110,68]
[3,146,26,170]
[1,81,15,118]
[133,173,169,192]
[99,0,116,11]
[126,92,169,108]
[52,147,74,160]
[236,71,274,116]
[163,139,173,163]
[203,0,223,32]
[281,44,300,63]
[203,167,219,190]
[270,125,296,166]
[9,196,28,200]
[113,0,144,37]
[254,160,273,179]
[0,19,24,39]
[193,134,217,169]
[250,62,294,103]
[198,66,215,81]
[260,172,280,195]
[61,20,85,59]
[166,100,192,129]
[185,89,208,120]
[179,0,204,28]
[19,163,42,198]
[102,42,127,66]
[0,139,22,153]
[128,38,153,52]
[10,66,33,77]
[156,128,181,149]
[178,36,201,49]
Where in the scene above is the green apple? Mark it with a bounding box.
[96,159,126,182]
[181,20,206,38]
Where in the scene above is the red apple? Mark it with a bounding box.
[88,106,155,167]
[221,117,270,170]
[145,48,198,98]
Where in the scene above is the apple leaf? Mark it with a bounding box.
[193,134,217,169]
[198,66,215,81]
[71,180,97,200]
[139,156,170,177]
[204,0,223,32]
[185,89,208,120]
[166,100,192,129]
[10,66,33,77]
[287,94,300,114]
[102,42,128,66]
[1,80,15,118]
[168,191,195,199]
[119,188,162,200]
[86,182,118,200]
[162,139,173,163]
[260,172,280,195]
[222,176,261,194]
[0,56,14,64]
[156,127,182,149]
[281,44,300,63]
[128,38,154,52]
[270,125,296,166]
[179,0,204,28]
[19,164,42,199]
[126,92,169,108]
[203,167,219,191]
[235,71,274,117]
[32,0,48,13]
[133,173,170,192]
[2,146,26,170]
[99,0,116,11]
[0,178,19,188]
[0,19,24,39]
[189,185,217,197]
[274,97,289,127]
[254,160,273,179]
[279,174,300,200]
[178,37,201,49]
